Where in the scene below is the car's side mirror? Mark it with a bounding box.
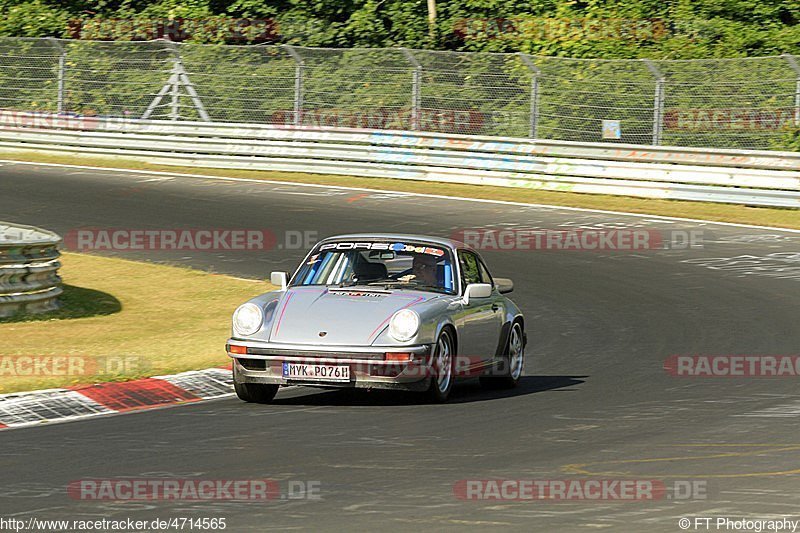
[463,283,492,305]
[270,271,289,291]
[495,278,514,294]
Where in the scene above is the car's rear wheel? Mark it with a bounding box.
[480,321,524,389]
[426,329,455,403]
[233,365,279,403]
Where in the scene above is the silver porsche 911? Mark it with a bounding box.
[226,234,526,403]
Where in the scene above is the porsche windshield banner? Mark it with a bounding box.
[318,242,445,257]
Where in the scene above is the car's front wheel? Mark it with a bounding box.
[480,321,524,389]
[426,329,455,403]
[233,365,279,403]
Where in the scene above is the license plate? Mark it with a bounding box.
[282,362,350,382]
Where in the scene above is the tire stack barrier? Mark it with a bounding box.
[0,222,62,318]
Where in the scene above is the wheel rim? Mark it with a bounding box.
[509,324,523,380]
[435,334,452,393]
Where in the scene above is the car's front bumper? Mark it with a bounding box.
[227,339,434,391]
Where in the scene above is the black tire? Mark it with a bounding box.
[425,329,455,403]
[480,321,524,389]
[233,365,279,403]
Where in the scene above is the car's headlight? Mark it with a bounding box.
[233,303,263,336]
[388,309,420,342]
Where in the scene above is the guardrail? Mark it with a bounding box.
[0,222,62,318]
[0,116,798,207]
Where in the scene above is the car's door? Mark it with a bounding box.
[457,249,504,366]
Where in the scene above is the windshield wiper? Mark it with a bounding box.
[332,279,393,290]
[366,280,448,293]
[408,283,449,294]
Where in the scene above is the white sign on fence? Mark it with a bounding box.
[602,119,621,140]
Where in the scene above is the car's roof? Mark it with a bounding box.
[319,233,470,251]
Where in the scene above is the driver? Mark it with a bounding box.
[412,254,438,286]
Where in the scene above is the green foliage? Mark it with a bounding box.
[0,0,69,37]
[0,0,797,58]
[773,129,800,152]
[0,1,797,152]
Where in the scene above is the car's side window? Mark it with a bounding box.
[458,250,482,286]
[476,257,494,286]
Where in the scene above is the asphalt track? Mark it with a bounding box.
[1,161,800,532]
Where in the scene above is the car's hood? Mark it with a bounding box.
[268,286,437,345]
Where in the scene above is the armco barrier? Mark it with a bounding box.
[0,222,62,318]
[0,116,798,207]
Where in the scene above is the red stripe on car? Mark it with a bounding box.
[272,292,294,337]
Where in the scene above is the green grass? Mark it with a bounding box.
[2,149,799,230]
[0,252,272,393]
[0,284,122,323]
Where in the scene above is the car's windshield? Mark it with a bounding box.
[291,241,457,294]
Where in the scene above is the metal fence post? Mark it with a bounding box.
[47,38,66,114]
[57,51,66,114]
[282,45,305,126]
[644,60,666,146]
[169,60,180,121]
[519,53,541,138]
[401,48,422,131]
[784,54,800,127]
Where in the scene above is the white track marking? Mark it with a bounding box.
[2,158,799,234]
[0,371,234,430]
